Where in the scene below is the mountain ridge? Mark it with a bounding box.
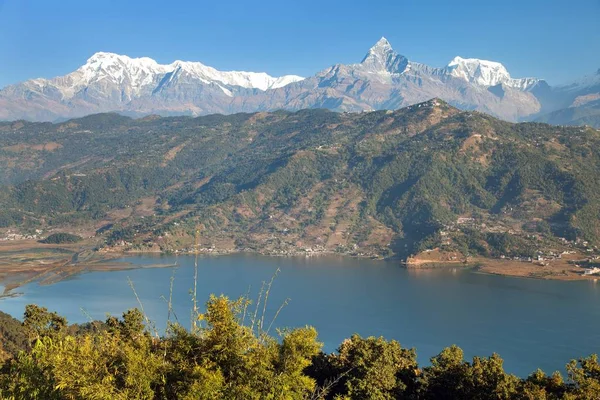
[0,37,596,125]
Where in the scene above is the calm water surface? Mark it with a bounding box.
[1,253,599,376]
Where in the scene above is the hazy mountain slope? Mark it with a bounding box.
[1,101,600,259]
[535,70,600,127]
[536,99,600,128]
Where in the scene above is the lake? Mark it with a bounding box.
[1,253,599,377]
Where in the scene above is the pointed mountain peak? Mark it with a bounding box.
[371,37,392,51]
[360,37,408,74]
[362,37,394,63]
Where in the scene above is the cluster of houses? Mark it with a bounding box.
[0,229,43,241]
[497,251,571,266]
[583,267,600,276]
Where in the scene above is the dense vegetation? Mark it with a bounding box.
[39,233,83,244]
[1,100,600,259]
[0,299,599,399]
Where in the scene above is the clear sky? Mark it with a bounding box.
[0,0,598,88]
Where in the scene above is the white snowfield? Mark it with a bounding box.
[446,56,539,89]
[28,51,305,99]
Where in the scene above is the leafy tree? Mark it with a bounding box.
[565,354,600,399]
[420,345,520,399]
[23,305,67,342]
[319,335,418,400]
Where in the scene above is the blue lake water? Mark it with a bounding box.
[1,253,599,377]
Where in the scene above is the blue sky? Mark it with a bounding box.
[0,0,598,88]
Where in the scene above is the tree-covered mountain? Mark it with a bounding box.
[1,100,600,259]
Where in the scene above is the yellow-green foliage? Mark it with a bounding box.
[329,335,418,400]
[1,298,600,399]
[0,296,323,400]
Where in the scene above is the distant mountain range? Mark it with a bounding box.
[535,69,600,127]
[1,38,599,126]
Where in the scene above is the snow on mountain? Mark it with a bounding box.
[446,56,510,86]
[358,37,409,74]
[170,60,304,90]
[13,52,305,101]
[346,38,541,92]
[66,52,171,97]
[81,52,169,85]
[0,38,563,123]
[558,68,600,91]
[446,56,540,90]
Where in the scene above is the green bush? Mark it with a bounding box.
[40,233,82,244]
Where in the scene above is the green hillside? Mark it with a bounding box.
[1,100,600,259]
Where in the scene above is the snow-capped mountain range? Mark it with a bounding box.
[77,52,304,95]
[0,37,597,124]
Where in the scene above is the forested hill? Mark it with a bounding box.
[1,99,600,259]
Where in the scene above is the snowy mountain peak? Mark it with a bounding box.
[168,60,303,90]
[72,52,303,93]
[364,37,393,57]
[87,51,133,63]
[83,52,165,73]
[446,56,511,87]
[0,41,556,123]
[70,52,170,98]
[360,37,409,74]
[446,56,541,90]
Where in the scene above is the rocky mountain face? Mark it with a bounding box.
[0,38,597,124]
[244,38,547,122]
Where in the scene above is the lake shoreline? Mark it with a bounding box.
[0,239,597,297]
[405,249,600,282]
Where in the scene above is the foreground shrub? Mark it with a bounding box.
[0,298,599,399]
